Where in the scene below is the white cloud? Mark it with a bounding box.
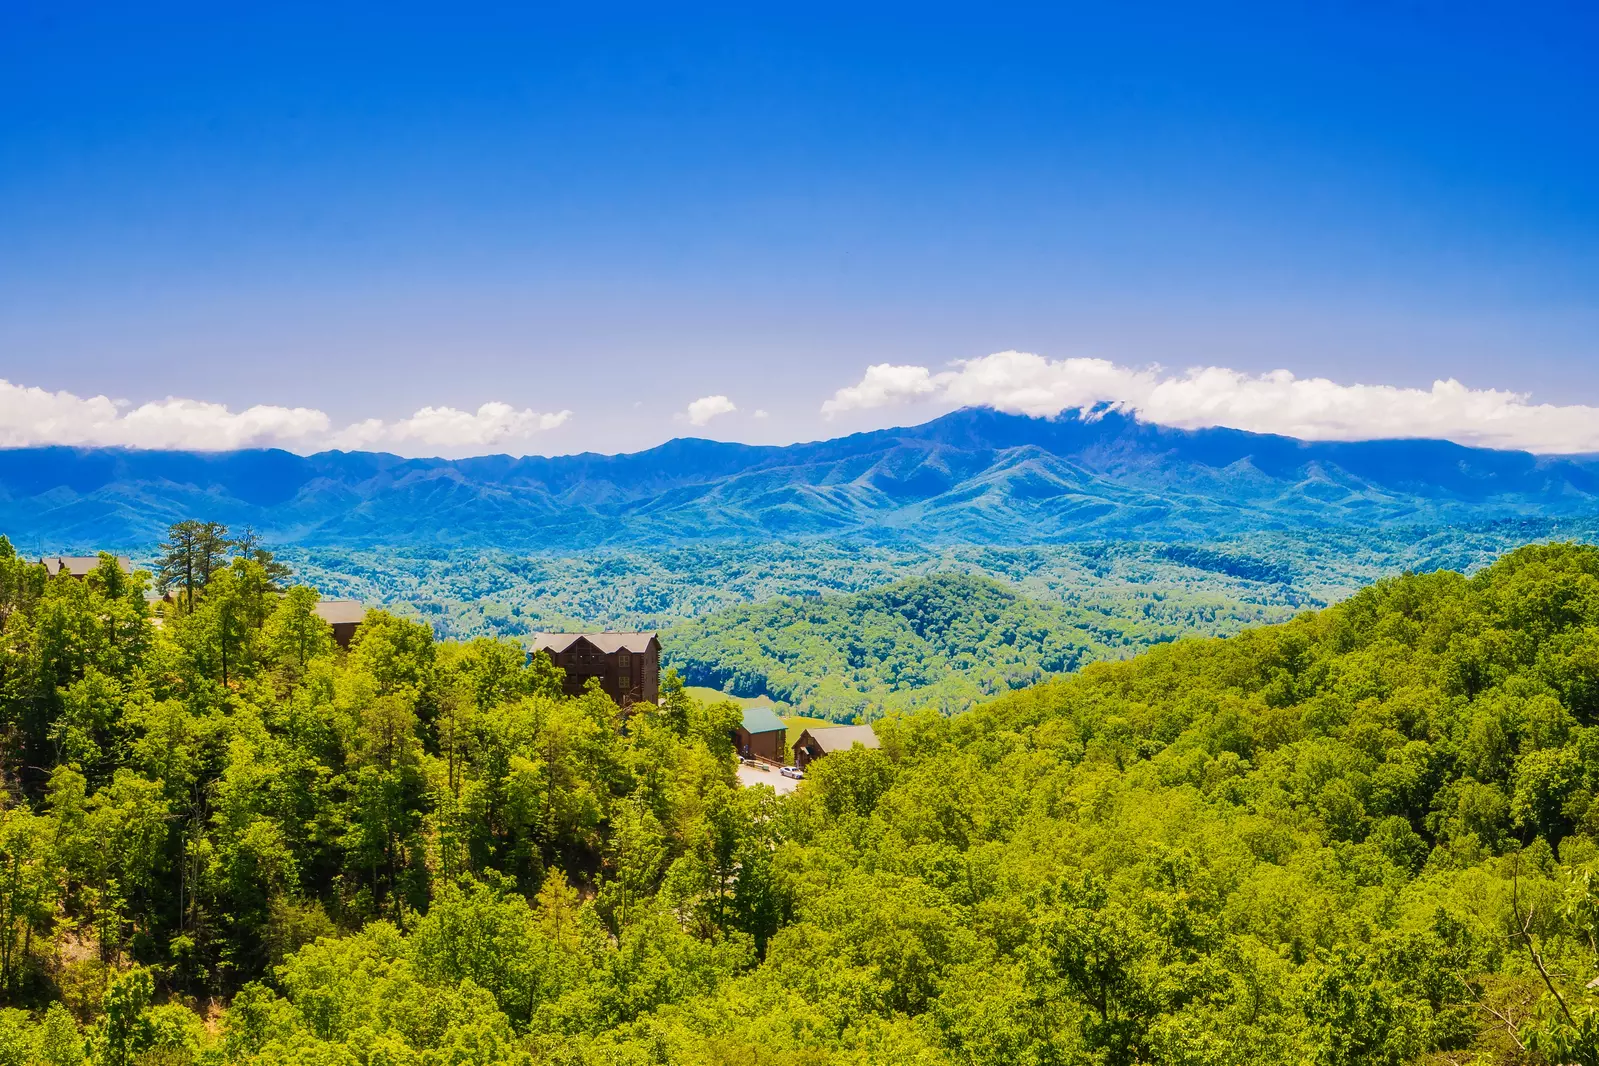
[0,379,571,457]
[327,403,571,453]
[753,409,770,419]
[685,394,737,427]
[820,363,940,417]
[822,351,1599,454]
[0,380,331,451]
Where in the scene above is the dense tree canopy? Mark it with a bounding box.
[667,573,1155,718]
[278,522,1586,648]
[285,539,1314,646]
[1,533,1598,1064]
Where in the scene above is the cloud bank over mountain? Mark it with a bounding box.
[5,407,1599,553]
[823,351,1599,455]
[327,404,572,453]
[0,380,572,457]
[6,350,1599,458]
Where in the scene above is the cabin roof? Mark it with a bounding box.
[532,632,659,655]
[804,724,880,753]
[739,706,787,736]
[42,555,132,577]
[313,599,367,625]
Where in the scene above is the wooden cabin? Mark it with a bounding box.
[793,724,880,769]
[314,599,367,649]
[733,706,787,764]
[530,632,660,707]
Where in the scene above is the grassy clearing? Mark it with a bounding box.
[683,686,789,710]
[780,715,838,746]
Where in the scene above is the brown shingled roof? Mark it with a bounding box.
[42,555,132,577]
[805,725,880,753]
[531,632,659,655]
[313,600,367,625]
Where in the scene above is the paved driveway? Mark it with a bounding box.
[736,761,799,795]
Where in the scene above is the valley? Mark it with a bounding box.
[275,519,1599,720]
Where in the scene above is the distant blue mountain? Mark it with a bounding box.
[4,408,1599,551]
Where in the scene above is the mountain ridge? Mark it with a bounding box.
[5,408,1599,550]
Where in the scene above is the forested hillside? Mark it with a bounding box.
[664,573,1213,718]
[2,537,1599,1063]
[277,519,1589,644]
[279,537,1312,643]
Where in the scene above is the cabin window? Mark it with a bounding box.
[618,650,631,668]
[620,672,632,690]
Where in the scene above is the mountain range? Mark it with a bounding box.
[6,408,1599,551]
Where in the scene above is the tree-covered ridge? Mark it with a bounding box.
[11,409,1599,550]
[276,518,1597,648]
[665,572,1181,719]
[3,536,1599,1063]
[279,538,1311,641]
[0,532,755,1063]
[656,522,1599,720]
[853,540,1599,1064]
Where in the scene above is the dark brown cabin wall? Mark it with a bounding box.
[733,726,785,763]
[534,635,662,708]
[793,729,822,768]
[642,644,660,705]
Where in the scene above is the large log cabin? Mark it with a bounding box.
[530,632,661,707]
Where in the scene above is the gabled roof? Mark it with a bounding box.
[739,706,786,736]
[803,724,880,753]
[42,555,132,577]
[314,599,367,625]
[531,632,659,655]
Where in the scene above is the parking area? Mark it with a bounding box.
[736,761,800,795]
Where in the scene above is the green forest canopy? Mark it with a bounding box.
[664,572,1183,719]
[281,538,1313,643]
[1,536,1599,1063]
[279,520,1595,645]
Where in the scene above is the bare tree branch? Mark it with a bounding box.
[1515,859,1579,1030]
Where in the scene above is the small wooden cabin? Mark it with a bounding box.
[793,724,880,769]
[733,706,787,764]
[314,600,367,649]
[530,632,661,707]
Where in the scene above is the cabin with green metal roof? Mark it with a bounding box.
[734,705,787,764]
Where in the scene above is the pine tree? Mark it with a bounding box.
[232,526,293,592]
[154,521,231,611]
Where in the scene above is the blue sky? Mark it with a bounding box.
[1,2,1596,455]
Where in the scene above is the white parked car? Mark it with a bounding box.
[780,765,804,780]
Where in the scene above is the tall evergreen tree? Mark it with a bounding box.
[154,521,231,611]
[232,527,292,592]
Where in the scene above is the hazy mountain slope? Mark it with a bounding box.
[5,409,1599,551]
